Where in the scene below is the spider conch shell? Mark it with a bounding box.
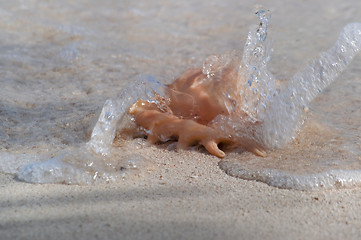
[129,66,266,158]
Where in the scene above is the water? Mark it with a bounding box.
[0,0,361,190]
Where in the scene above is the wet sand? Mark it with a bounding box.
[1,0,361,239]
[1,145,361,240]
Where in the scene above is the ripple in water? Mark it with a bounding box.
[218,11,361,190]
[83,10,361,190]
[1,8,361,190]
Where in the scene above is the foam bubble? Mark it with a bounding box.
[16,146,153,185]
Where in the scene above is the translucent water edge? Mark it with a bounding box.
[219,161,361,191]
[1,147,153,185]
[218,17,361,190]
[261,22,361,149]
[0,11,360,190]
[2,77,166,185]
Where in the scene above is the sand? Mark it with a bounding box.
[1,144,361,240]
[1,0,361,239]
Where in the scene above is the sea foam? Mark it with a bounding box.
[1,9,360,190]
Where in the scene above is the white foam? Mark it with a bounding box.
[0,3,360,190]
[220,160,361,190]
[217,12,361,190]
[14,146,153,185]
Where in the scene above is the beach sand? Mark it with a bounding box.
[1,0,361,239]
[1,144,361,240]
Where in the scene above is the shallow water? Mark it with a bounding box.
[0,0,360,190]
